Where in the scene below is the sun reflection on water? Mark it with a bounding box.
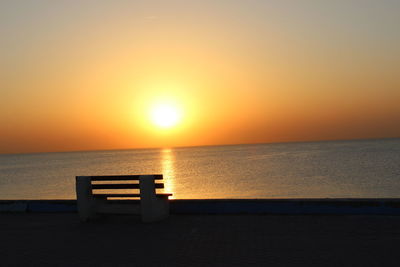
[161,148,176,199]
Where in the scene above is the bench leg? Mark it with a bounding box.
[141,197,170,223]
[139,175,170,223]
[76,176,96,222]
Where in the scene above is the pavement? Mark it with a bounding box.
[1,213,400,267]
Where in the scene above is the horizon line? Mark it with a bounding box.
[1,136,399,156]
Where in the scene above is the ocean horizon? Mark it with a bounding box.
[1,138,399,200]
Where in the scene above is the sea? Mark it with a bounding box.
[0,138,399,200]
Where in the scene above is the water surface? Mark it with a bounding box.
[0,139,399,199]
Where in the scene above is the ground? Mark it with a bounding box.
[1,213,399,266]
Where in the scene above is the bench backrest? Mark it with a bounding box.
[77,174,165,200]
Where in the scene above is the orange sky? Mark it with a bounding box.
[1,1,400,154]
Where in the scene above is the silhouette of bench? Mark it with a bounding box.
[76,175,172,222]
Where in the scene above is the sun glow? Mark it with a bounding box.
[150,104,182,128]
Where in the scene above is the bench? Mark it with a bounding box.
[75,174,172,222]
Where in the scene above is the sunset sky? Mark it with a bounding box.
[1,0,399,154]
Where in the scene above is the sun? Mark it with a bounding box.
[150,104,181,128]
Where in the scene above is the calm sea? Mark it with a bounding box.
[0,139,399,199]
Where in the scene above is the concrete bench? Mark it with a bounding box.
[76,175,172,222]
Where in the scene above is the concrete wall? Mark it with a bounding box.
[1,199,400,215]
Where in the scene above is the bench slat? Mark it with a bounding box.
[89,175,163,181]
[155,193,173,197]
[93,194,141,198]
[91,183,164,189]
[93,193,172,198]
